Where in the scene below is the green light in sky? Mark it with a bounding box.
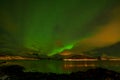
[23,0,107,56]
[1,0,118,56]
[48,43,75,56]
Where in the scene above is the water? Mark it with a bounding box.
[0,60,120,73]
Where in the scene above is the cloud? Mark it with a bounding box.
[72,6,120,53]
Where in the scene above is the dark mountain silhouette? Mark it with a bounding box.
[52,53,95,60]
[85,42,120,57]
[64,54,94,59]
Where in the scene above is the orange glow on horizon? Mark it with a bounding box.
[60,50,72,56]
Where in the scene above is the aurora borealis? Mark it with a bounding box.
[0,0,120,56]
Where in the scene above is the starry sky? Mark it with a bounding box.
[0,0,120,56]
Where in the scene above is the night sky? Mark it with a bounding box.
[0,0,120,56]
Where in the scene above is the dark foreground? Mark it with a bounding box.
[0,65,120,80]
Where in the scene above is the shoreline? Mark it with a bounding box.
[0,65,119,80]
[0,56,120,61]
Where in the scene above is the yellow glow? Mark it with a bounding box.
[76,6,120,51]
[60,50,72,56]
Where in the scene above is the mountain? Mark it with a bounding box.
[84,42,120,57]
[52,52,95,59]
[65,54,95,59]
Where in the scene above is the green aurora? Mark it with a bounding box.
[0,0,120,56]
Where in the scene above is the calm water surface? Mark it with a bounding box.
[0,60,120,73]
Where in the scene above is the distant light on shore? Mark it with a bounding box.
[63,59,98,61]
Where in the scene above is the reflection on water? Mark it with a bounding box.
[0,60,120,73]
[63,61,96,72]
